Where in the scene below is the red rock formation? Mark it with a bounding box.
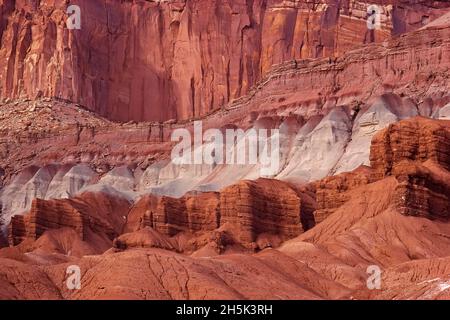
[1,118,450,299]
[0,232,6,247]
[0,0,450,301]
[0,18,449,187]
[113,227,179,252]
[219,178,303,245]
[1,0,448,122]
[311,118,450,224]
[368,117,450,220]
[125,192,220,236]
[0,258,63,299]
[125,178,313,249]
[313,166,377,223]
[392,160,450,220]
[370,117,450,178]
[0,101,173,185]
[8,192,130,246]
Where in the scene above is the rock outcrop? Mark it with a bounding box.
[113,227,179,252]
[1,117,450,300]
[0,225,7,247]
[392,160,450,220]
[369,117,450,220]
[125,178,313,249]
[8,192,130,247]
[1,2,450,301]
[370,117,450,178]
[219,179,303,245]
[125,192,220,236]
[5,177,316,253]
[311,117,450,224]
[313,165,377,223]
[0,15,449,194]
[1,0,448,122]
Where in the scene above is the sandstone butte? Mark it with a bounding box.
[0,0,450,300]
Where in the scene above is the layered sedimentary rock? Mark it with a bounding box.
[125,192,220,236]
[0,16,449,186]
[312,117,450,224]
[1,0,448,122]
[0,231,6,247]
[125,178,311,248]
[369,117,450,220]
[113,227,179,252]
[1,115,450,299]
[313,166,377,223]
[6,173,312,250]
[219,179,303,244]
[2,163,450,299]
[0,3,449,299]
[392,160,450,220]
[124,178,320,251]
[0,18,449,234]
[370,117,450,178]
[4,176,316,252]
[8,192,130,246]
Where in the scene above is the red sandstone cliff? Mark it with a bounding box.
[0,16,448,188]
[1,1,450,301]
[1,0,448,122]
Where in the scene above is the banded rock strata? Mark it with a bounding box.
[1,0,448,121]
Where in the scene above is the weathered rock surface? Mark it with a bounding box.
[1,3,450,300]
[0,12,448,199]
[125,192,220,236]
[219,179,303,245]
[113,227,179,253]
[1,0,449,122]
[1,117,450,299]
[313,165,377,223]
[370,117,450,178]
[8,191,130,248]
[125,178,311,250]
[392,160,450,220]
[0,16,448,195]
[0,20,449,227]
[312,117,450,224]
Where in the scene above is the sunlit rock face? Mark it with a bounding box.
[2,117,450,300]
[1,14,449,223]
[1,1,450,301]
[1,0,448,122]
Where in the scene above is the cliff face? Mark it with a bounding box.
[219,179,303,245]
[124,178,312,250]
[0,11,448,182]
[371,118,450,220]
[312,117,450,224]
[8,192,130,246]
[125,192,221,236]
[370,117,450,178]
[1,0,448,122]
[0,14,448,229]
[1,1,450,301]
